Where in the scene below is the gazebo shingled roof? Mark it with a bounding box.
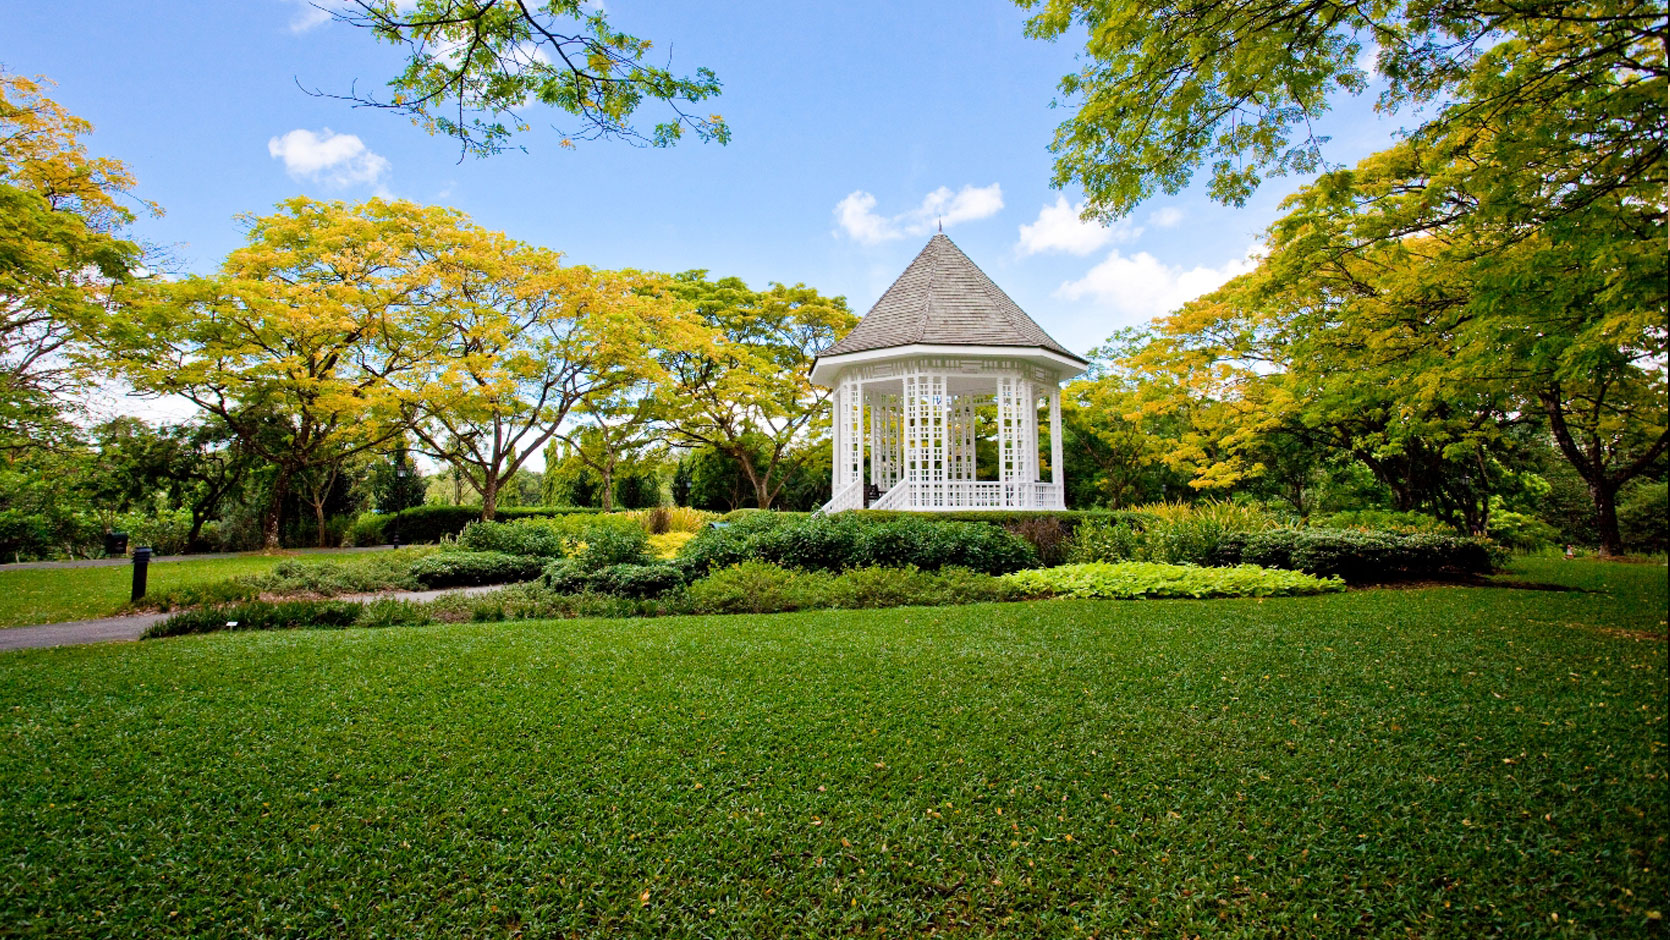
[818,233,1087,363]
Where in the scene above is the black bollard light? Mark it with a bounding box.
[131,546,152,602]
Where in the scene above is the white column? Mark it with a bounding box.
[1049,385,1063,509]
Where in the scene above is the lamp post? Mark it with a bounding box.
[390,465,408,549]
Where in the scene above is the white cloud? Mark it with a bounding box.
[1055,246,1261,322]
[286,0,334,33]
[1147,206,1185,228]
[268,128,391,189]
[834,183,1004,245]
[1016,195,1139,256]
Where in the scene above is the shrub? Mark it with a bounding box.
[1311,509,1452,535]
[587,563,685,598]
[821,565,1020,609]
[1486,510,1561,553]
[574,521,651,570]
[457,519,569,558]
[239,551,431,597]
[1068,520,1142,564]
[1068,502,1282,567]
[1230,529,1495,583]
[1002,562,1345,600]
[685,561,834,614]
[355,598,433,628]
[145,600,364,638]
[379,505,607,544]
[112,509,195,556]
[1000,517,1073,566]
[346,512,389,547]
[623,506,717,534]
[408,551,546,589]
[541,559,592,594]
[1618,481,1668,554]
[677,513,1037,577]
[648,530,695,559]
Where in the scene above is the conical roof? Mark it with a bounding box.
[819,233,1085,362]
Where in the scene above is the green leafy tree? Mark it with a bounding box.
[654,272,856,510]
[1018,0,1665,220]
[325,0,729,156]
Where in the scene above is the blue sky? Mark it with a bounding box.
[10,0,1407,379]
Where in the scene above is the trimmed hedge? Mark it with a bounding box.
[1224,529,1496,583]
[407,551,546,589]
[1071,518,1496,584]
[1002,562,1345,599]
[678,512,1038,576]
[853,510,1146,566]
[357,505,609,545]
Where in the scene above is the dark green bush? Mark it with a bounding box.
[541,559,591,594]
[677,513,1037,576]
[145,600,363,638]
[408,551,546,589]
[1618,481,1667,554]
[587,563,685,598]
[1228,529,1495,583]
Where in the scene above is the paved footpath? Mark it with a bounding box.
[0,585,507,653]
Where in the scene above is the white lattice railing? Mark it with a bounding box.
[864,481,1065,511]
[868,480,911,510]
[818,480,865,514]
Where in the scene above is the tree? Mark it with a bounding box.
[366,443,427,513]
[654,272,856,510]
[104,198,447,548]
[553,389,658,511]
[397,231,695,519]
[323,0,729,157]
[1019,0,1665,220]
[1,71,155,422]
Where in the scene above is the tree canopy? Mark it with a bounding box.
[326,0,729,156]
[1019,0,1666,220]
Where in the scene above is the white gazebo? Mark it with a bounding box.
[812,233,1089,512]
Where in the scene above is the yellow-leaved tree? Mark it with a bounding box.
[1,69,158,450]
[105,198,452,549]
[397,230,703,520]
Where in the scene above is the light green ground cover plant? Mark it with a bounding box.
[0,557,1663,936]
[1003,562,1345,599]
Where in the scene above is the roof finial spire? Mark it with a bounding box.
[937,218,943,233]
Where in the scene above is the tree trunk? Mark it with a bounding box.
[600,463,615,512]
[263,465,293,551]
[1592,480,1624,557]
[481,475,499,521]
[314,500,329,548]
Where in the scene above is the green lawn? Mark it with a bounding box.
[0,550,403,628]
[1,558,1664,937]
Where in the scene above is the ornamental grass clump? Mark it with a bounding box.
[1002,562,1344,600]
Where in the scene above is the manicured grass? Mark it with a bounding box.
[0,550,425,628]
[0,559,1664,937]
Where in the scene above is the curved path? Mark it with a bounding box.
[0,585,507,652]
